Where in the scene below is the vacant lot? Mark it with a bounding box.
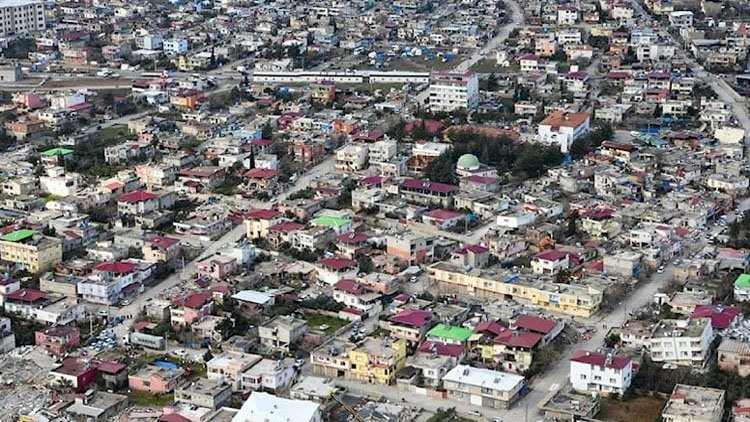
[599,396,664,422]
[305,313,349,334]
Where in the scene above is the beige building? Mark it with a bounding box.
[662,384,724,422]
[428,262,602,317]
[718,339,750,377]
[442,365,525,409]
[0,230,62,273]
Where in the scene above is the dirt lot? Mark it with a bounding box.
[599,396,664,422]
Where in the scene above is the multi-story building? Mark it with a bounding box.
[647,318,713,366]
[0,0,45,37]
[0,317,15,352]
[537,111,591,154]
[206,352,261,391]
[332,279,382,316]
[170,292,213,327]
[386,309,433,344]
[0,229,62,273]
[385,233,435,265]
[429,71,479,112]
[258,315,308,352]
[662,384,724,422]
[128,365,184,394]
[531,250,570,275]
[34,324,80,357]
[399,178,459,208]
[142,236,180,264]
[233,392,322,422]
[240,358,295,393]
[347,338,407,385]
[311,338,354,378]
[569,351,633,395]
[718,339,750,377]
[334,144,369,173]
[245,209,282,239]
[429,262,603,317]
[442,365,525,409]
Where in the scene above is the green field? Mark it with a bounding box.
[305,313,349,334]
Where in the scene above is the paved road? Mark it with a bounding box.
[109,154,336,344]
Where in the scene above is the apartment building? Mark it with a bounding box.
[240,358,295,393]
[718,339,750,377]
[34,324,80,357]
[175,378,232,410]
[385,233,435,265]
[537,110,591,154]
[386,309,433,344]
[569,351,633,395]
[0,0,45,37]
[429,262,603,317]
[0,229,62,273]
[648,318,713,366]
[311,338,354,378]
[347,338,407,385]
[442,365,525,409]
[258,315,308,352]
[206,352,261,391]
[334,144,369,173]
[429,71,479,112]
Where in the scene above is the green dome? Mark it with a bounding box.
[456,153,480,170]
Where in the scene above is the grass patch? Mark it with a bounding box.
[96,125,130,143]
[470,58,519,73]
[128,390,175,407]
[599,396,664,422]
[305,313,348,334]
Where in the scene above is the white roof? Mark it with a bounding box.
[232,392,320,422]
[443,365,525,392]
[0,0,41,7]
[232,290,273,305]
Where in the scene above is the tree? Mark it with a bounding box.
[357,255,373,273]
[569,123,614,159]
[604,333,621,348]
[261,121,274,140]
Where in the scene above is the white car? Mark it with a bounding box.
[657,266,665,274]
[468,410,482,417]
[174,349,188,357]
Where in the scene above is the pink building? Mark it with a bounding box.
[196,256,237,279]
[171,292,213,327]
[128,365,184,394]
[35,324,80,357]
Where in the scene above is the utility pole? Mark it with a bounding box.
[525,402,528,422]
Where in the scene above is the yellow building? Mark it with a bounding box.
[429,262,602,317]
[347,338,406,385]
[0,230,62,273]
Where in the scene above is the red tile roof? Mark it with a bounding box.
[172,292,212,308]
[495,330,542,348]
[389,309,432,328]
[147,236,180,249]
[540,110,589,128]
[691,304,741,329]
[401,179,459,194]
[97,361,126,374]
[268,222,304,233]
[514,315,558,334]
[319,257,357,271]
[360,175,384,186]
[244,168,278,179]
[535,250,569,261]
[418,341,464,358]
[246,209,280,220]
[453,244,489,255]
[423,209,462,221]
[474,321,505,337]
[570,350,631,370]
[336,232,370,244]
[118,190,158,203]
[6,288,47,302]
[333,279,367,295]
[94,261,137,274]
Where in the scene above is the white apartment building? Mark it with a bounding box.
[648,318,713,366]
[668,11,694,28]
[537,110,590,153]
[0,0,45,37]
[163,38,188,55]
[569,351,633,395]
[368,140,397,163]
[334,144,368,173]
[428,71,479,112]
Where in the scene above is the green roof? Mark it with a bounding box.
[41,147,73,157]
[427,324,473,342]
[736,274,750,288]
[0,229,38,242]
[311,216,350,227]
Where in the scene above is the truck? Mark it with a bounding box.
[128,332,165,350]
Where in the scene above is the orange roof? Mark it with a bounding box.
[540,110,589,128]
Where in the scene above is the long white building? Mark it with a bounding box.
[0,0,45,36]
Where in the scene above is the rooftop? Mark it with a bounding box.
[443,364,525,392]
[0,229,37,243]
[427,324,473,343]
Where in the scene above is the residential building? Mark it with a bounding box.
[207,352,261,391]
[428,71,479,112]
[662,384,724,422]
[241,358,296,393]
[175,378,232,410]
[734,273,750,301]
[258,316,308,352]
[386,234,435,265]
[537,111,591,153]
[531,250,570,275]
[386,309,433,344]
[569,351,633,395]
[142,236,180,264]
[311,338,354,378]
[347,338,407,385]
[0,0,45,36]
[231,392,322,422]
[0,317,15,352]
[429,262,603,317]
[718,339,750,377]
[35,324,80,357]
[442,365,526,409]
[400,178,459,208]
[170,292,213,327]
[66,390,129,421]
[0,229,62,273]
[49,358,97,390]
[332,279,383,316]
[426,323,473,346]
[128,365,184,394]
[647,318,713,366]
